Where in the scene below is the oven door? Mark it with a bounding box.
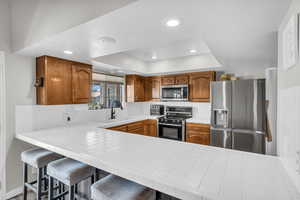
[158,123,183,141]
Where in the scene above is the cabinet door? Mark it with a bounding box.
[161,76,175,85]
[186,123,210,145]
[175,75,189,85]
[144,120,157,137]
[152,77,161,100]
[126,76,135,102]
[134,76,145,101]
[189,72,215,102]
[46,57,73,105]
[72,64,92,104]
[144,77,152,101]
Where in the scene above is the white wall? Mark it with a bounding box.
[277,0,300,191]
[9,0,137,52]
[15,103,146,133]
[5,54,36,193]
[0,0,11,52]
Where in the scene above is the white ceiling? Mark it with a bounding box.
[15,0,291,76]
[125,39,210,62]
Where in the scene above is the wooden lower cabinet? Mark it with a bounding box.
[186,123,210,145]
[127,121,145,135]
[144,120,157,137]
[107,120,157,137]
[108,120,211,146]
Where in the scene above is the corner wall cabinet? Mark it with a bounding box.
[36,56,92,105]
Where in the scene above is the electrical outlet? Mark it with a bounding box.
[62,112,71,123]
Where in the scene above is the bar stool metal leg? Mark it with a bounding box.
[23,163,28,200]
[49,177,54,200]
[69,185,75,200]
[37,168,43,200]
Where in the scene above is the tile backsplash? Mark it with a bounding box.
[142,101,211,121]
[15,101,210,133]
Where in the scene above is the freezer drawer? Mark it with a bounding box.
[210,128,232,148]
[232,129,265,154]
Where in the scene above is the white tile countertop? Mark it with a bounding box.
[16,120,299,200]
[186,117,210,124]
[96,115,161,128]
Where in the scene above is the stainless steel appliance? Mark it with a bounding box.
[160,85,188,101]
[210,79,266,154]
[150,104,165,116]
[158,106,192,141]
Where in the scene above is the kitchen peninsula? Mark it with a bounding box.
[15,118,299,200]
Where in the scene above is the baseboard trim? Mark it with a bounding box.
[5,186,23,199]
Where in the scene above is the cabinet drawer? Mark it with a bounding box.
[186,123,210,130]
[186,126,210,132]
[186,134,210,145]
[127,121,144,131]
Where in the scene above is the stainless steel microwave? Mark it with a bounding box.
[160,85,189,101]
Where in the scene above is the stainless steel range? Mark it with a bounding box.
[158,106,192,141]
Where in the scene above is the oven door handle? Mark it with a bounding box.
[159,123,182,127]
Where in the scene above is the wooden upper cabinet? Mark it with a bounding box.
[189,71,216,102]
[36,56,92,105]
[161,76,175,85]
[175,75,189,85]
[186,123,210,145]
[144,77,152,101]
[151,76,161,101]
[125,75,145,102]
[125,71,215,103]
[72,64,92,104]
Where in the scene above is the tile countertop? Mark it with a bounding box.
[15,119,299,200]
[96,115,161,128]
[186,117,210,124]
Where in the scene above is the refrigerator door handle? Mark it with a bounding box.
[232,129,265,135]
[210,127,232,131]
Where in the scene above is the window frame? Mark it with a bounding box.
[91,80,124,109]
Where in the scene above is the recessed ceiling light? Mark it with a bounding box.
[152,55,157,60]
[166,19,180,27]
[64,50,73,55]
[190,49,197,53]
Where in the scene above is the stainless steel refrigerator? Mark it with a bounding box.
[210,79,266,154]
